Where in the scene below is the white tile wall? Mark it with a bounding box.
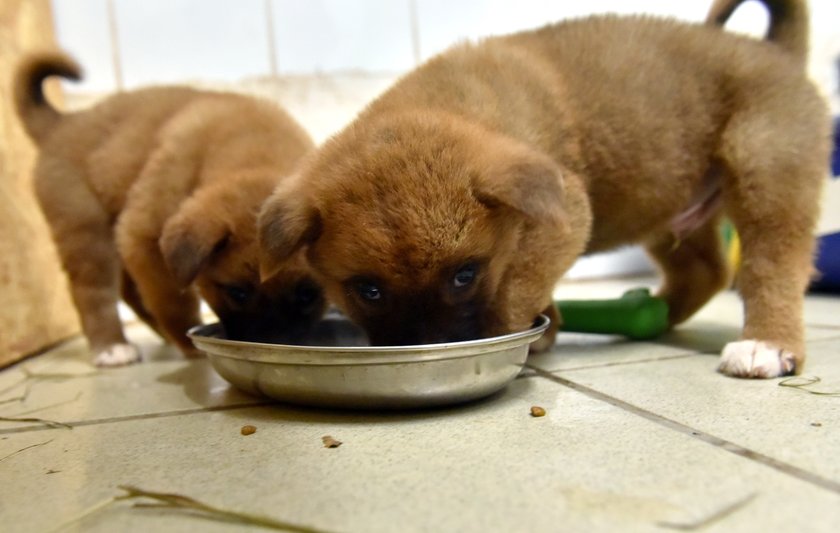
[270,0,415,74]
[413,0,737,61]
[115,0,271,88]
[50,0,116,92]
[50,0,837,97]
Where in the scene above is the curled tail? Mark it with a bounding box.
[13,51,82,143]
[706,0,809,64]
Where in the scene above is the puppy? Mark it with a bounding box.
[15,51,325,366]
[259,0,830,378]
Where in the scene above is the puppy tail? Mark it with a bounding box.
[706,0,809,64]
[13,50,82,143]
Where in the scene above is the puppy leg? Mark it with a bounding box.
[35,170,141,366]
[118,228,203,358]
[715,107,827,378]
[115,144,204,358]
[718,215,813,378]
[120,270,163,337]
[645,218,730,326]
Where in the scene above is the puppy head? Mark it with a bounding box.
[259,113,578,345]
[161,176,325,343]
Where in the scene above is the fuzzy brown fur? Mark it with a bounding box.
[259,0,830,377]
[14,51,324,366]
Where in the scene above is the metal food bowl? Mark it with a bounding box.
[188,313,549,409]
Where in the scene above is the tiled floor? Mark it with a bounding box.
[2,277,840,532]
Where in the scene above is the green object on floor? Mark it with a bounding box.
[554,288,669,340]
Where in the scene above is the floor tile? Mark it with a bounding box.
[803,293,840,328]
[0,336,260,433]
[686,287,840,334]
[529,333,698,374]
[540,279,840,375]
[556,277,840,331]
[547,337,840,484]
[2,377,839,533]
[534,321,838,376]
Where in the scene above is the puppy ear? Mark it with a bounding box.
[473,153,566,224]
[258,194,322,281]
[160,210,230,287]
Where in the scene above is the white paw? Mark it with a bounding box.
[718,340,796,379]
[94,343,142,367]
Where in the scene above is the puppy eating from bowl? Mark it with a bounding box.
[259,0,831,378]
[15,51,325,366]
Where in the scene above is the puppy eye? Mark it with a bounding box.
[356,281,382,302]
[453,264,478,288]
[224,285,252,305]
[295,282,321,306]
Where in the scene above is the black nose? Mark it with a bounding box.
[294,281,322,307]
[221,312,318,344]
[369,323,483,346]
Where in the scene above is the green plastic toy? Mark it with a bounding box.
[554,288,669,340]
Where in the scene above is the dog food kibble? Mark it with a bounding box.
[240,425,257,436]
[322,435,342,448]
[530,406,546,417]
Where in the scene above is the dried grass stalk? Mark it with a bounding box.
[779,376,840,396]
[0,439,53,462]
[51,485,334,532]
[117,485,331,532]
[0,416,72,429]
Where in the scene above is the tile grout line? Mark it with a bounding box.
[526,352,698,375]
[0,401,275,436]
[525,364,840,496]
[805,323,840,331]
[804,329,840,342]
[527,332,840,380]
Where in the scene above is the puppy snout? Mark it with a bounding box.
[223,314,315,344]
[220,285,326,344]
[368,319,485,346]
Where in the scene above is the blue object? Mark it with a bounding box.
[811,116,840,292]
[833,115,840,177]
[814,233,840,291]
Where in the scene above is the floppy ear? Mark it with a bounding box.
[257,193,322,281]
[160,208,230,287]
[472,152,566,225]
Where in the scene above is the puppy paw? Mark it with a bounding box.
[94,343,143,367]
[718,340,796,379]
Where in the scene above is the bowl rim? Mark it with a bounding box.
[187,314,549,364]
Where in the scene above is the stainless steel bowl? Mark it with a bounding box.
[188,314,549,409]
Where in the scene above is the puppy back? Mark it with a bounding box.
[706,0,809,64]
[13,50,82,143]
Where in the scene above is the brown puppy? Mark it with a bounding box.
[15,51,324,366]
[259,0,830,378]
